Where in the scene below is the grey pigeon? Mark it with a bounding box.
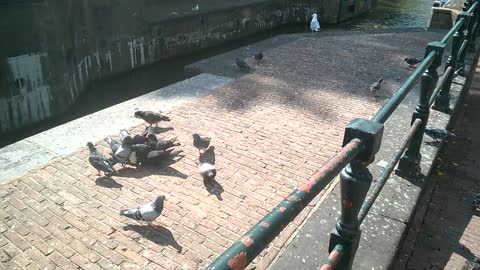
[119,195,166,226]
[128,144,150,165]
[474,193,480,211]
[193,133,211,154]
[369,78,383,92]
[87,142,116,176]
[134,110,170,126]
[198,162,216,182]
[146,134,158,149]
[144,149,182,165]
[254,52,264,62]
[425,128,455,142]
[105,137,121,154]
[132,134,148,145]
[154,136,180,151]
[405,57,422,68]
[114,136,133,165]
[120,129,131,142]
[236,58,251,71]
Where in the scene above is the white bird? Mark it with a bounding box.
[192,4,199,11]
[310,13,320,32]
[199,162,217,182]
[119,195,166,226]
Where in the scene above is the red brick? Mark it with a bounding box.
[114,244,148,267]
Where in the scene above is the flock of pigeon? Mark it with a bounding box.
[86,110,216,226]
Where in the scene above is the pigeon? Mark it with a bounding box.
[369,78,384,92]
[132,134,148,145]
[254,52,264,62]
[310,13,320,32]
[119,195,166,226]
[143,149,182,165]
[120,129,131,142]
[153,137,180,151]
[236,58,251,71]
[87,142,116,176]
[134,111,170,126]
[425,128,455,142]
[193,133,211,154]
[405,57,422,68]
[192,4,199,11]
[105,137,121,154]
[198,162,216,182]
[146,134,158,149]
[128,144,150,165]
[114,136,133,165]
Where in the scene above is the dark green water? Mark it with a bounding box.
[1,0,432,147]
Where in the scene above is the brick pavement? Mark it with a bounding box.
[0,39,383,269]
[395,66,480,269]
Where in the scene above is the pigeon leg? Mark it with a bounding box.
[97,170,101,176]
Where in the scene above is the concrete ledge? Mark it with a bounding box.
[0,73,234,183]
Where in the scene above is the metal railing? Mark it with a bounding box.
[207,0,480,269]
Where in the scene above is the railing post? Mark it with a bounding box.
[397,42,445,179]
[328,119,383,269]
[458,12,472,74]
[470,0,480,51]
[433,18,465,111]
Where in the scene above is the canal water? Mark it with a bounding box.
[0,0,433,147]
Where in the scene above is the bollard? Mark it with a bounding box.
[397,42,445,179]
[434,18,465,111]
[328,119,383,269]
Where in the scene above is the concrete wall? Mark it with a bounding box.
[0,0,371,136]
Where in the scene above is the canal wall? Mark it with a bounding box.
[0,0,371,136]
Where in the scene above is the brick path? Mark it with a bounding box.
[0,45,382,270]
[396,67,480,269]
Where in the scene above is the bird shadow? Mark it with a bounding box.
[203,178,224,201]
[152,126,174,134]
[123,224,182,253]
[116,155,188,179]
[95,176,123,189]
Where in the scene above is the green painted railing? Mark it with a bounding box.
[207,0,480,269]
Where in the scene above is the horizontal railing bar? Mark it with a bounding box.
[457,39,469,60]
[357,119,423,225]
[429,66,453,107]
[319,244,345,270]
[371,51,436,124]
[206,139,364,270]
[441,18,465,44]
[467,1,479,13]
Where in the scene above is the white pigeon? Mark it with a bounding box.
[310,13,320,32]
[119,195,166,226]
[199,162,217,181]
[192,4,199,11]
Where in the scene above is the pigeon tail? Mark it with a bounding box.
[119,208,142,220]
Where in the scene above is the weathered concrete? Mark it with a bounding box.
[429,7,462,30]
[0,73,233,183]
[0,0,373,136]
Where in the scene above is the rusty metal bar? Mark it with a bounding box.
[357,119,422,225]
[429,66,453,107]
[206,139,363,270]
[371,51,436,124]
[441,17,465,44]
[320,244,345,270]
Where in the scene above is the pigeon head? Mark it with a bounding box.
[87,142,95,149]
[193,133,200,140]
[147,134,157,141]
[122,136,133,146]
[312,13,317,19]
[155,195,166,203]
[404,57,409,61]
[134,111,143,118]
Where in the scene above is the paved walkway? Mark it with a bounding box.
[0,30,446,270]
[395,66,480,269]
